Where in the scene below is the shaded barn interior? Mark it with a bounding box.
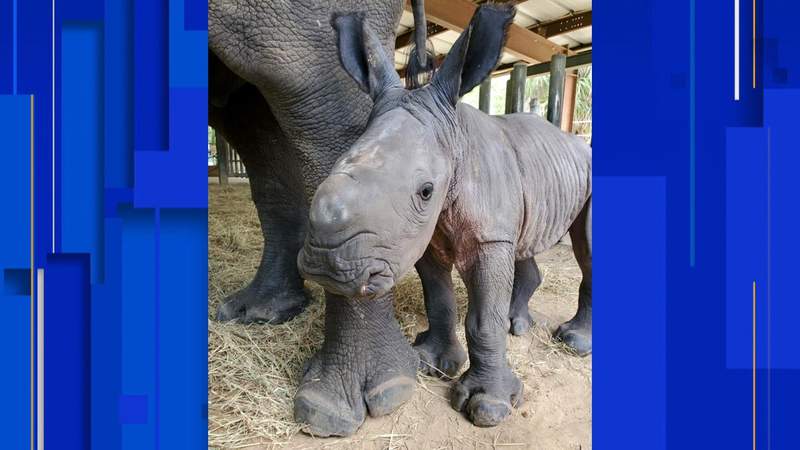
[208,2,593,447]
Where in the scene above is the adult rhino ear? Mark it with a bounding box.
[332,12,402,100]
[431,4,515,105]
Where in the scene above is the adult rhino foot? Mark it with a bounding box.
[294,293,418,437]
[216,285,311,324]
[451,366,523,427]
[413,330,466,378]
[554,314,592,356]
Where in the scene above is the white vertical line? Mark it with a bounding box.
[52,0,55,253]
[36,269,44,450]
[735,0,740,101]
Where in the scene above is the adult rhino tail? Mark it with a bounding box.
[405,46,437,89]
[405,0,436,89]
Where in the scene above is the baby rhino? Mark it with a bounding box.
[299,5,591,427]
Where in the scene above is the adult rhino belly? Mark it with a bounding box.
[509,118,591,259]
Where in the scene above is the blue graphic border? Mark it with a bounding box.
[1,0,207,448]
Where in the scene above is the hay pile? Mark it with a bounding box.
[209,184,591,449]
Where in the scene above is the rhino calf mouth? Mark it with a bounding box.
[298,232,396,298]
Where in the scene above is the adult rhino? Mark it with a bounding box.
[208,0,406,323]
[210,0,451,437]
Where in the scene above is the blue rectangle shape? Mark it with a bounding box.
[158,209,207,448]
[135,0,168,151]
[594,176,666,449]
[105,0,133,189]
[183,0,206,31]
[0,294,30,449]
[0,0,12,94]
[91,217,123,449]
[725,127,767,369]
[0,94,31,450]
[134,88,208,208]
[44,254,90,449]
[764,89,800,369]
[764,3,800,87]
[770,370,800,447]
[119,394,148,425]
[61,23,104,284]
[60,0,103,20]
[0,95,31,268]
[169,0,207,88]
[120,207,156,449]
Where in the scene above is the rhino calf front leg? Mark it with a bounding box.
[413,249,467,378]
[294,291,418,437]
[452,243,523,427]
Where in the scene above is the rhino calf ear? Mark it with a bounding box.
[432,4,515,105]
[332,12,402,99]
[332,13,370,93]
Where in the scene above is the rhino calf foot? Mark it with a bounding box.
[554,319,592,356]
[508,309,535,336]
[216,285,311,324]
[413,330,467,378]
[554,304,592,356]
[450,366,523,427]
[294,293,418,437]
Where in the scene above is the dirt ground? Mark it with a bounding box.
[209,183,591,450]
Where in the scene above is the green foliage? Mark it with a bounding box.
[573,66,592,143]
[524,74,549,117]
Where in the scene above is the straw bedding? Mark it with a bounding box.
[209,183,591,449]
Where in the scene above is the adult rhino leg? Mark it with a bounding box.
[212,86,311,324]
[413,248,467,378]
[216,180,311,324]
[452,243,523,427]
[554,197,592,355]
[508,257,541,336]
[294,291,418,437]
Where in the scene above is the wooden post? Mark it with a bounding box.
[215,130,229,185]
[561,69,578,132]
[546,53,567,127]
[504,79,512,114]
[509,62,527,113]
[479,78,492,113]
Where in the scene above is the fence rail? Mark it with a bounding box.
[224,145,247,177]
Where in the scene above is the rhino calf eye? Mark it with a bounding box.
[418,182,434,201]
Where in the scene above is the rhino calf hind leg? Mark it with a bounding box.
[508,258,541,336]
[294,292,418,437]
[413,249,468,378]
[555,198,592,356]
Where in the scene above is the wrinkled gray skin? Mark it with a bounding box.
[299,5,592,428]
[210,0,421,437]
[209,0,402,323]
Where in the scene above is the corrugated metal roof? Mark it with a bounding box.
[394,0,592,70]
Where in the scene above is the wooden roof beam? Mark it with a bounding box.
[395,21,448,49]
[405,0,571,64]
[530,10,592,39]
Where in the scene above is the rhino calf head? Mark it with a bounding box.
[298,6,515,298]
